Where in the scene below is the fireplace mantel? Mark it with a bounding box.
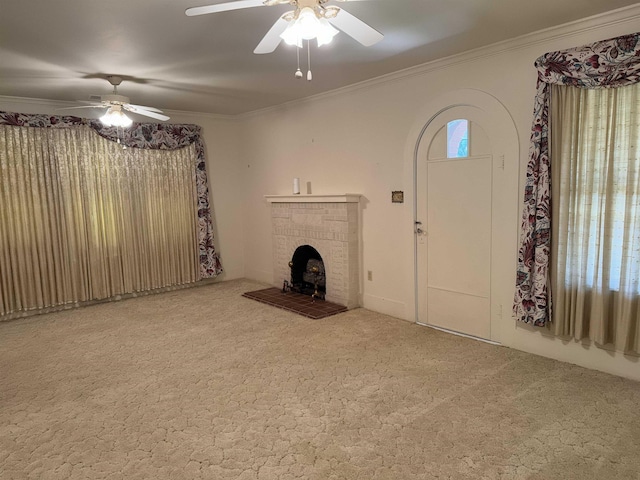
[265,194,362,204]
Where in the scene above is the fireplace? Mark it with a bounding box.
[265,194,361,309]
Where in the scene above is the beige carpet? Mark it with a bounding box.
[1,279,639,480]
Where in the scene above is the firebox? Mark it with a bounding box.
[286,245,326,300]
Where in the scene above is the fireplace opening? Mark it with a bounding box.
[286,245,326,300]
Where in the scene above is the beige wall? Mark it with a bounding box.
[238,7,640,381]
[1,6,639,381]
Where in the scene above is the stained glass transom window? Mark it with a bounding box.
[447,119,469,158]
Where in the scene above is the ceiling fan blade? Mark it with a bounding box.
[57,105,104,111]
[186,0,266,16]
[328,8,383,47]
[124,105,170,121]
[127,103,164,113]
[254,16,288,54]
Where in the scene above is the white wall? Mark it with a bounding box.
[0,98,246,281]
[238,6,640,381]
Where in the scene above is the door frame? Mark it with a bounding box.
[406,89,520,344]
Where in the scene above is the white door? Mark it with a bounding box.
[416,109,494,339]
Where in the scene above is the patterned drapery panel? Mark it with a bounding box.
[514,33,640,326]
[0,111,222,279]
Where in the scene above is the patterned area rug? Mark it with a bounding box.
[242,287,347,319]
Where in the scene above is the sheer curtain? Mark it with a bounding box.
[550,83,640,354]
[0,124,200,318]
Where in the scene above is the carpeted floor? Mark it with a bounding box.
[1,279,639,480]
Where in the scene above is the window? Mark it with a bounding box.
[513,33,640,352]
[552,83,640,294]
[447,119,469,158]
[550,82,640,349]
[0,124,203,318]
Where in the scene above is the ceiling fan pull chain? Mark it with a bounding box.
[118,126,127,150]
[295,41,303,79]
[307,40,312,81]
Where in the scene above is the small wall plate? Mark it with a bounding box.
[392,191,404,203]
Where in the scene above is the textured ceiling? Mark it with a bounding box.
[1,0,638,116]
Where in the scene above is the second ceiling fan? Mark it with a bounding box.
[186,0,383,54]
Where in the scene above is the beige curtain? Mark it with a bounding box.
[550,83,640,354]
[0,125,199,318]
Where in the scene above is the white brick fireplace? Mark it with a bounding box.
[265,195,361,309]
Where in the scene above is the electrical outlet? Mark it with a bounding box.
[367,270,373,281]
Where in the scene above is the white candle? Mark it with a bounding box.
[293,177,300,195]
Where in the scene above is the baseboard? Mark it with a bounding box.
[213,267,245,281]
[509,326,640,382]
[362,293,407,320]
[245,268,273,285]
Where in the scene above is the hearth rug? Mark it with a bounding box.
[242,288,347,319]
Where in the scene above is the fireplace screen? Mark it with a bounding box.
[285,245,326,300]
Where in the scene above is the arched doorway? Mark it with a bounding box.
[412,91,519,343]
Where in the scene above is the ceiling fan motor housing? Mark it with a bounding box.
[101,94,130,105]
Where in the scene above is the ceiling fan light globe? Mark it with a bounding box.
[316,18,339,47]
[298,7,321,40]
[280,8,339,47]
[280,22,303,47]
[100,107,133,128]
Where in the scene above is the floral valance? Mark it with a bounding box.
[514,32,640,327]
[535,33,640,88]
[0,110,203,150]
[0,110,223,278]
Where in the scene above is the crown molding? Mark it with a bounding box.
[0,95,237,122]
[238,3,640,119]
[0,95,74,109]
[163,108,237,122]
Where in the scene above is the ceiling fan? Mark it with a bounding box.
[186,0,384,54]
[60,76,170,127]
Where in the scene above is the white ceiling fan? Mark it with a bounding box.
[186,0,384,54]
[60,76,170,127]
